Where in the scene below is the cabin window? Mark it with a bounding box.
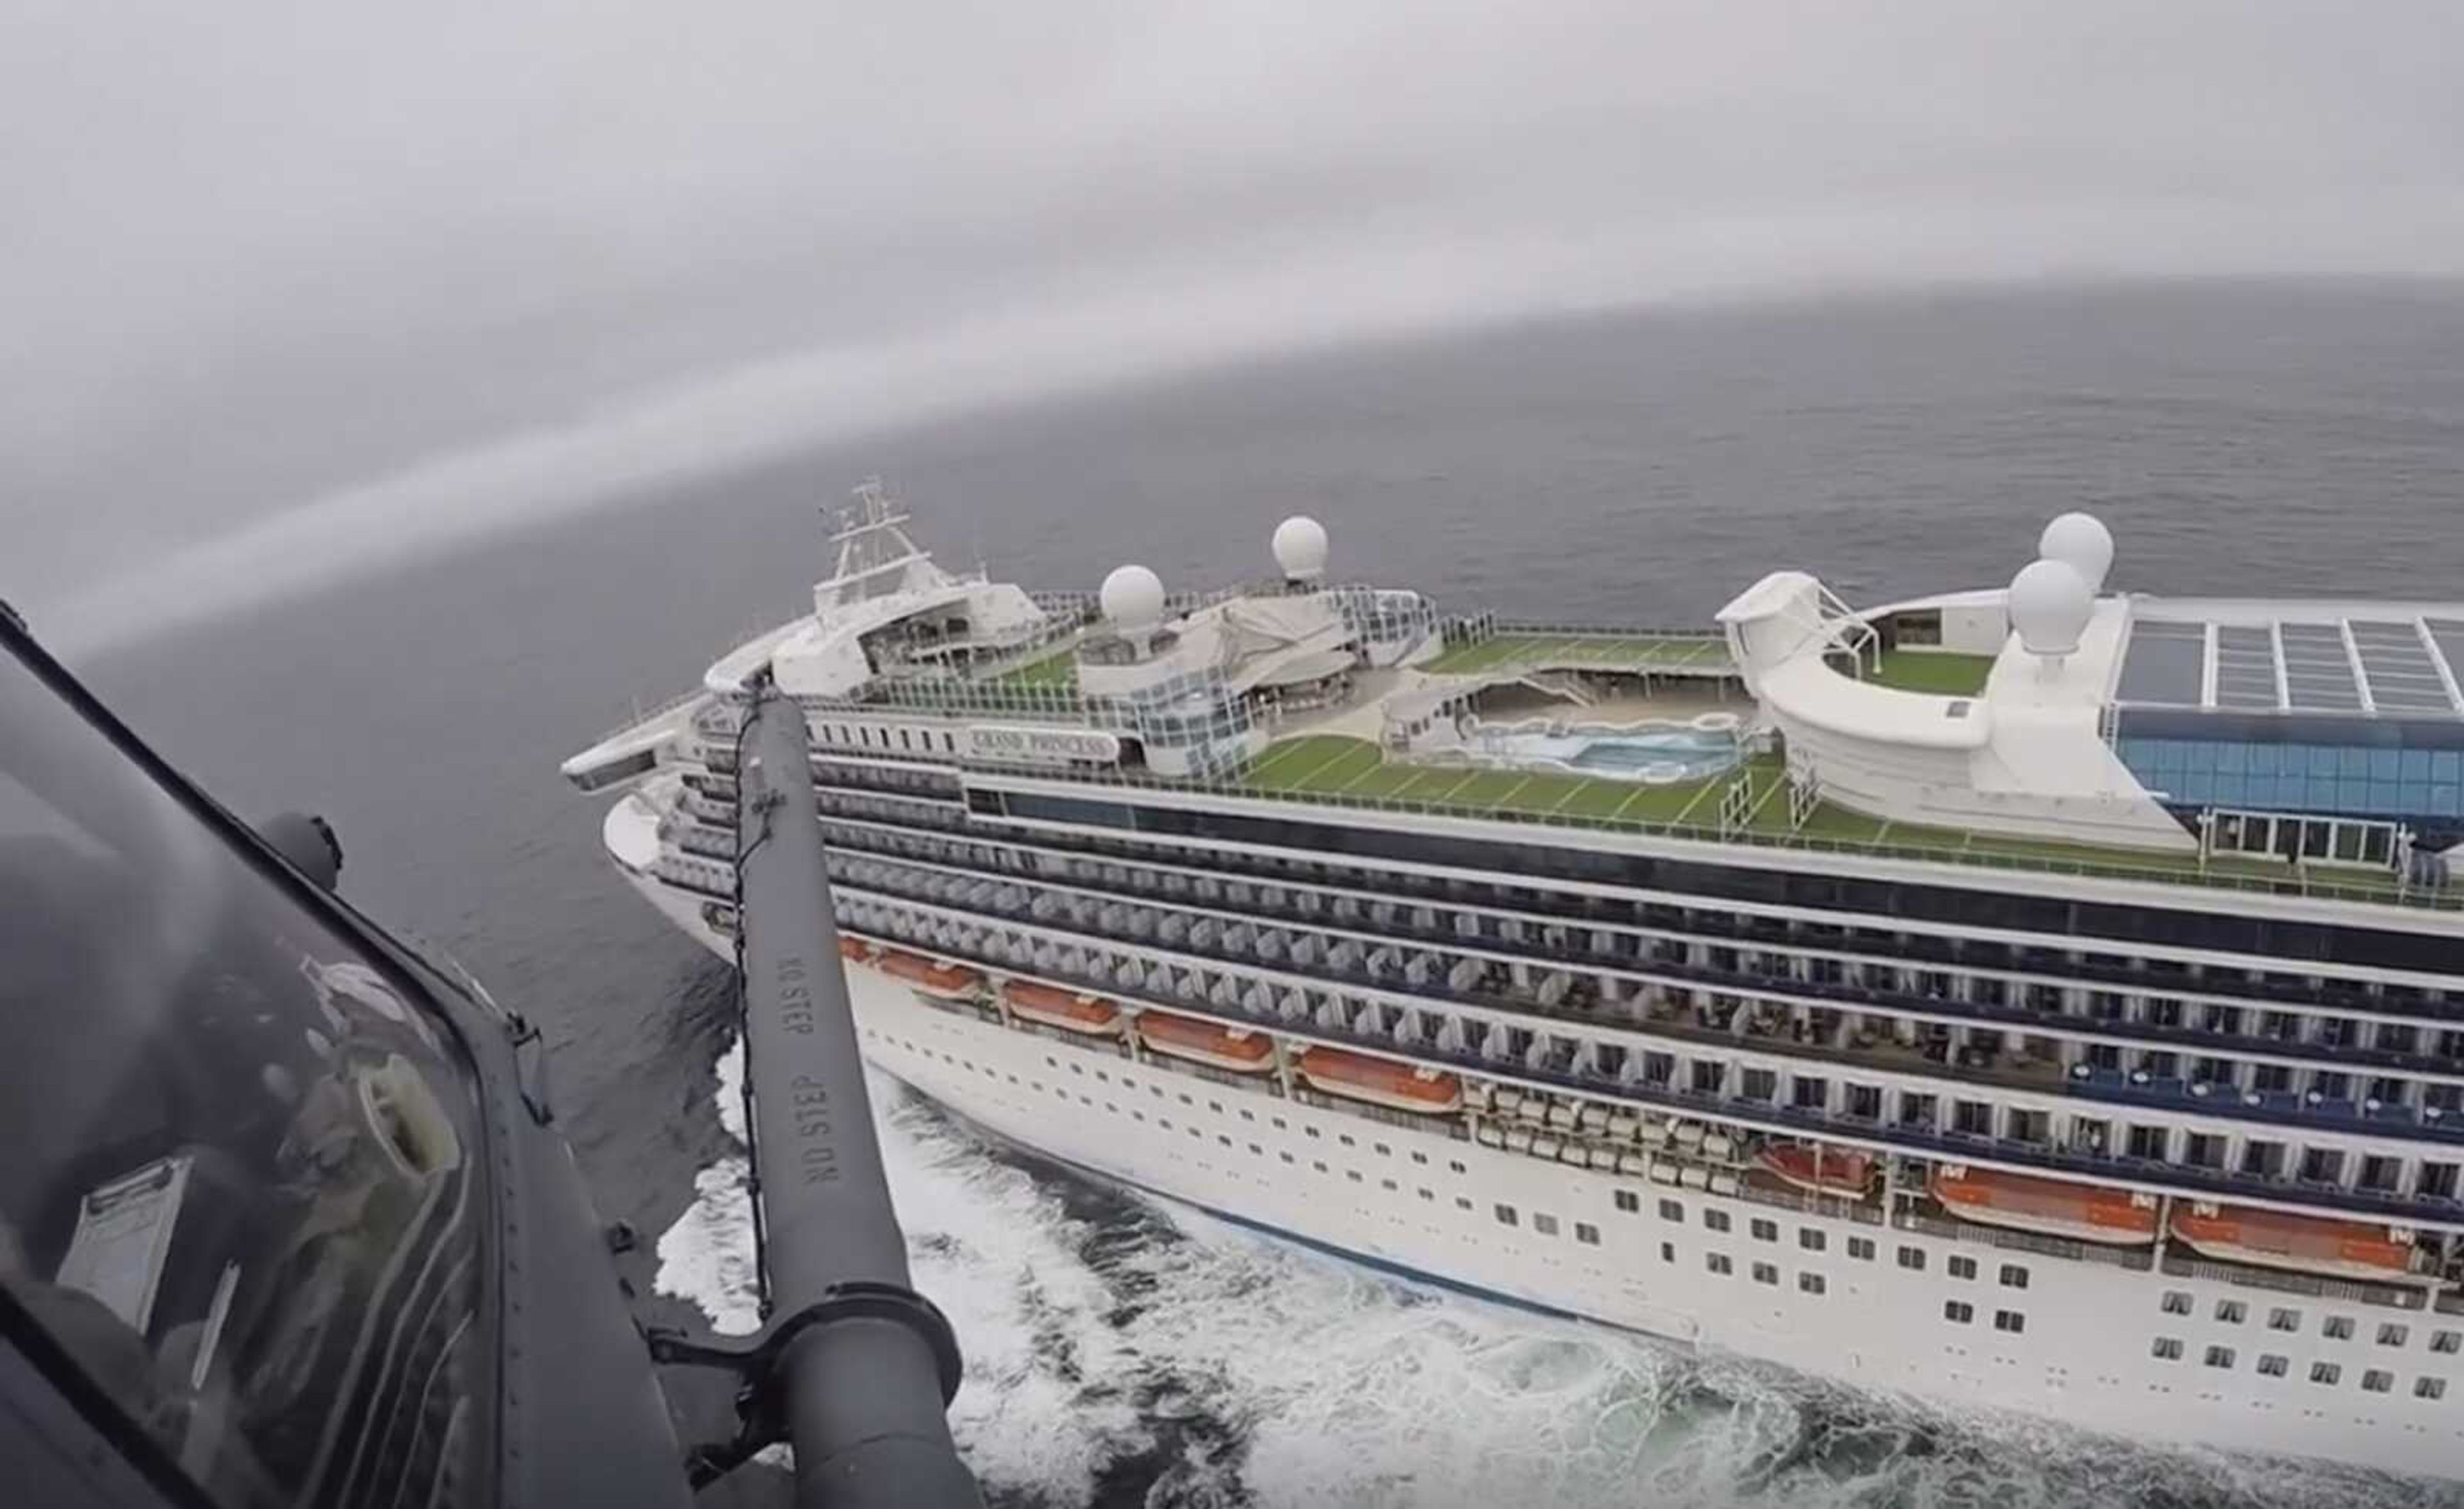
[1994,1310,2025,1334]
[1419,1188,1433,1202]
[1999,1264,2028,1290]
[2324,1315,2356,1340]
[2257,1354,2288,1378]
[1495,1204,1518,1227]
[1707,1254,1733,1277]
[2268,1308,2302,1332]
[2311,1362,2341,1385]
[1613,1190,1640,1214]
[1704,1211,1731,1234]
[1750,1218,1778,1243]
[2214,1300,2246,1325]
[1455,1197,1473,1212]
[1661,1242,1677,1265]
[2363,1369,2393,1394]
[1659,1198,1684,1223]
[1897,1246,1926,1272]
[1799,1229,1826,1253]
[1799,1273,1827,1296]
[2160,1291,2193,1316]
[2152,1338,2184,1361]
[1575,1222,1600,1247]
[2417,1377,2447,1401]
[2204,1346,2235,1370]
[2432,1331,2461,1354]
[1948,1256,1978,1281]
[1533,1213,1561,1237]
[1849,1237,1876,1262]
[1944,1301,1974,1324]
[1752,1263,1779,1287]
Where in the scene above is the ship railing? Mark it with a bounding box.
[1729,1178,1888,1229]
[1890,1209,2154,1274]
[1158,1055,1290,1100]
[832,878,2464,1232]
[846,904,2464,1318]
[812,783,2464,1037]
[2157,1252,2430,1311]
[1289,1084,1471,1138]
[579,684,709,747]
[1488,620,1731,643]
[819,815,2464,1149]
[833,885,2464,1237]
[996,760,2460,911]
[817,826,2464,1157]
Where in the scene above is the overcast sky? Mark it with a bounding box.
[7,2,2463,650]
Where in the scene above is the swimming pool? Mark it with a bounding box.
[1466,713,1745,784]
[1567,729,1740,781]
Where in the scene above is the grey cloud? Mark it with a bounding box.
[6,1,2463,649]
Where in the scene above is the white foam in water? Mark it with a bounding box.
[658,1034,2448,1508]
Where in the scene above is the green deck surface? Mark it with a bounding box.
[1861,649,1998,695]
[1231,735,2440,907]
[995,651,1079,689]
[1423,633,1735,677]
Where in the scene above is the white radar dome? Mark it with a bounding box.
[2007,558,2094,658]
[1271,515,1330,581]
[2037,511,2114,595]
[1100,564,1166,635]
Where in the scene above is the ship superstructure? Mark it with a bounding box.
[567,481,2464,1478]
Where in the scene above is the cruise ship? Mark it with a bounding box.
[565,480,2464,1479]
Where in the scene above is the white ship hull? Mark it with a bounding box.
[635,877,2463,1483]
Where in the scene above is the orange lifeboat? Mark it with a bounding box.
[874,950,984,1002]
[1930,1166,2158,1247]
[1003,980,1122,1036]
[838,936,875,964]
[1758,1143,1876,1198]
[2168,1202,2421,1283]
[1136,1011,1276,1074]
[1295,1046,1460,1114]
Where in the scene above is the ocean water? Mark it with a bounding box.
[73,282,2464,1508]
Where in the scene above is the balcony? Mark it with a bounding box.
[829,875,2464,1229]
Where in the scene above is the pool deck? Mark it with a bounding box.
[1423,631,1738,679]
[1233,735,2443,910]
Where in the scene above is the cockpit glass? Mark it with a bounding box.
[0,642,487,1506]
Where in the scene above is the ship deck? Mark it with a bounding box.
[1237,735,2444,909]
[1421,631,1735,678]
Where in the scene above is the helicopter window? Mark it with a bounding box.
[0,645,486,1507]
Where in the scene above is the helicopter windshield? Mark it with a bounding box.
[0,636,487,1506]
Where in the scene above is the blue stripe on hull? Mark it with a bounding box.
[886,1069,1686,1349]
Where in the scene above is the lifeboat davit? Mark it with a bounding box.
[1002,980,1122,1036]
[1758,1143,1877,1198]
[874,950,984,1002]
[1295,1046,1461,1114]
[1136,1012,1276,1073]
[1930,1166,2157,1247]
[2168,1202,2421,1283]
